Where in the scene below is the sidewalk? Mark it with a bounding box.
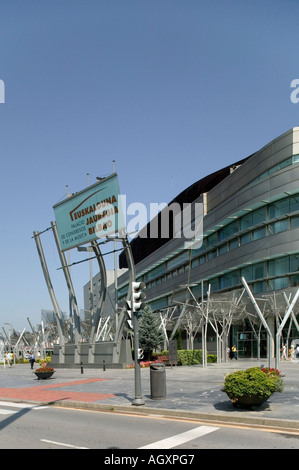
[0,359,299,433]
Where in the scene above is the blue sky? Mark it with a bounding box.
[0,0,299,331]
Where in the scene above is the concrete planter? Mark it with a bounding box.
[34,371,55,380]
[228,393,269,408]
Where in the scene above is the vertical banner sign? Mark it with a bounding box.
[53,174,125,251]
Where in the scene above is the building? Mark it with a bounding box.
[114,127,299,359]
[83,268,127,337]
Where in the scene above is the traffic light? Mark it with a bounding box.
[132,281,146,313]
[137,348,144,360]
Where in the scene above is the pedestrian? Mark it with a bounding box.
[29,352,35,370]
[227,347,230,360]
[6,352,12,367]
[231,345,237,360]
[281,344,287,360]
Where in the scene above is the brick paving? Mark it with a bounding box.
[0,378,116,403]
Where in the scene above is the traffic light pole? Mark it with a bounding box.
[132,311,145,406]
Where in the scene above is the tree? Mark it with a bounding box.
[173,328,182,350]
[138,305,164,359]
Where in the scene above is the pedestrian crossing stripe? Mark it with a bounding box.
[0,401,49,413]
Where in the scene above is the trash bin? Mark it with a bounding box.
[150,363,166,400]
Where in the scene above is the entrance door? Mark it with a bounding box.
[237,332,253,358]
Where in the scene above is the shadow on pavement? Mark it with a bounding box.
[0,407,32,431]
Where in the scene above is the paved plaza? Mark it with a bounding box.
[0,359,299,432]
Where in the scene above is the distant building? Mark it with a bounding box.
[83,269,127,321]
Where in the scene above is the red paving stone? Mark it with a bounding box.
[0,378,116,403]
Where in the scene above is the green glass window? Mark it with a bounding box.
[253,281,266,294]
[253,262,265,279]
[199,255,206,265]
[241,207,266,230]
[241,265,253,281]
[253,227,266,240]
[241,262,265,281]
[268,277,288,291]
[219,270,239,289]
[268,219,288,235]
[240,212,252,230]
[208,250,217,260]
[290,254,299,272]
[279,157,292,169]
[240,232,251,245]
[149,298,167,310]
[290,194,299,213]
[268,256,289,276]
[219,243,228,254]
[146,263,166,281]
[229,239,239,250]
[268,198,289,219]
[252,207,266,225]
[291,215,299,228]
[219,220,239,241]
[209,278,218,292]
[167,251,189,271]
[207,232,218,247]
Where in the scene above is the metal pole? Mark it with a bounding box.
[275,288,299,369]
[132,311,145,406]
[113,161,118,330]
[33,231,65,347]
[89,241,107,345]
[51,221,81,343]
[241,277,273,367]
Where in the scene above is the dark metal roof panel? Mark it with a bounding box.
[119,154,253,268]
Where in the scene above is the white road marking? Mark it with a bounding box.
[40,439,89,449]
[139,425,219,449]
[0,401,49,413]
[0,401,37,408]
[0,409,15,415]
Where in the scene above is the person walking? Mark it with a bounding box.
[227,347,230,360]
[29,352,35,370]
[281,344,287,360]
[6,352,12,367]
[231,345,237,360]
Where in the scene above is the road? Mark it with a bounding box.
[0,401,298,451]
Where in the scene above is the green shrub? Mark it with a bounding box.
[207,354,217,363]
[224,367,284,400]
[158,349,217,365]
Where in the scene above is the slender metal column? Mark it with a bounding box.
[51,221,81,344]
[89,240,107,346]
[33,231,65,347]
[275,288,299,368]
[241,277,273,367]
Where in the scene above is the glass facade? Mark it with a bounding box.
[112,137,299,360]
[118,190,299,304]
[117,144,299,339]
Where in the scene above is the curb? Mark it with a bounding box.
[50,400,299,434]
